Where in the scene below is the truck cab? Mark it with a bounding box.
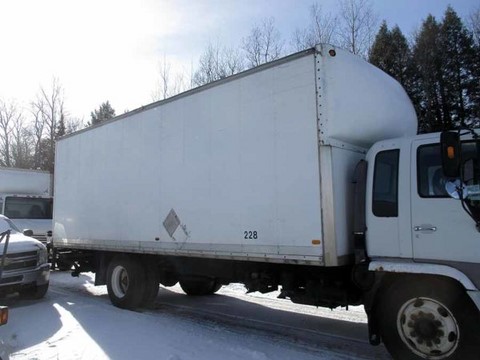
[0,194,53,246]
[362,132,480,359]
[0,168,54,250]
[366,132,479,282]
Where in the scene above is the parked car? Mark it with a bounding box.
[0,215,50,299]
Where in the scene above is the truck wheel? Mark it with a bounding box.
[378,276,480,359]
[180,278,221,296]
[56,259,72,271]
[19,282,49,300]
[141,265,160,308]
[107,255,146,309]
[141,279,159,308]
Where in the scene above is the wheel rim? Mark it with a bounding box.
[111,265,129,298]
[397,297,459,359]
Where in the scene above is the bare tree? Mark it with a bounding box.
[468,7,480,45]
[32,78,65,171]
[193,42,223,86]
[292,3,338,51]
[152,56,191,101]
[30,101,45,169]
[243,17,284,68]
[0,100,37,169]
[337,0,378,58]
[11,114,34,169]
[223,48,245,77]
[65,117,83,134]
[0,99,22,167]
[159,56,171,100]
[193,41,245,86]
[152,56,172,101]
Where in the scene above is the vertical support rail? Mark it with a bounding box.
[0,230,11,281]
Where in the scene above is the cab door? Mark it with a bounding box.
[411,138,480,264]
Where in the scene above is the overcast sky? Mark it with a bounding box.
[0,0,477,123]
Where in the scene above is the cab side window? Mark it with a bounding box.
[373,150,399,217]
[417,145,449,198]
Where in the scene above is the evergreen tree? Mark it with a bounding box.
[369,22,413,89]
[369,22,421,129]
[413,15,445,132]
[471,43,480,124]
[412,8,479,132]
[37,138,54,172]
[56,112,66,139]
[369,21,390,69]
[389,26,413,86]
[90,101,115,126]
[470,8,480,124]
[440,6,478,127]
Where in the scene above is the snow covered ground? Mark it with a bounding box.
[0,271,391,359]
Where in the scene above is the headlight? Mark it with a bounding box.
[38,247,48,265]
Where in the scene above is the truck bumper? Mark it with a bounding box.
[468,290,480,312]
[0,263,50,289]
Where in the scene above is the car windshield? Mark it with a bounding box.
[0,217,20,234]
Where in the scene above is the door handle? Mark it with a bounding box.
[414,226,437,232]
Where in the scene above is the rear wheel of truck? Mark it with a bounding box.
[56,259,72,271]
[180,278,221,296]
[107,255,146,310]
[19,282,49,300]
[378,276,480,360]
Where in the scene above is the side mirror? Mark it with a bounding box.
[446,179,480,200]
[441,131,461,178]
[23,229,34,237]
[446,179,463,200]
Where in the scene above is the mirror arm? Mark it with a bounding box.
[458,162,480,232]
[459,199,480,232]
[458,126,479,139]
[0,231,11,281]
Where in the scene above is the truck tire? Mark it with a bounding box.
[106,255,146,310]
[180,278,221,296]
[56,259,72,271]
[19,282,49,300]
[378,276,480,360]
[141,280,159,308]
[141,265,160,308]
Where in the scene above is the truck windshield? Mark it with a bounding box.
[4,197,53,220]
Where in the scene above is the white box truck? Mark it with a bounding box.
[0,167,53,246]
[53,44,480,359]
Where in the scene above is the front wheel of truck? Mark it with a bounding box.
[378,276,480,360]
[107,255,146,310]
